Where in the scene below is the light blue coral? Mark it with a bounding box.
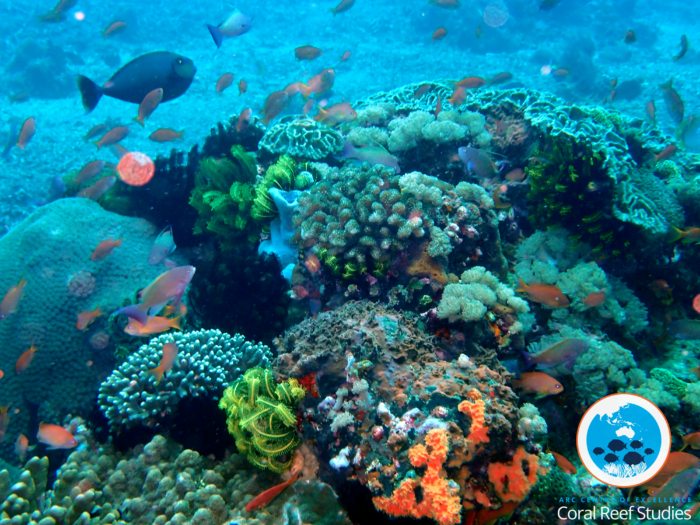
[98,329,273,428]
[259,116,343,160]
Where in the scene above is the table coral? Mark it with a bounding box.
[98,329,272,429]
[259,116,343,160]
[0,198,174,461]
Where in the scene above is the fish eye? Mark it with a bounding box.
[176,58,183,64]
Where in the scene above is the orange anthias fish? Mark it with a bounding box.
[0,276,28,320]
[681,432,700,451]
[16,345,38,374]
[148,342,178,384]
[582,290,607,307]
[432,27,447,41]
[473,501,518,525]
[513,372,563,399]
[655,144,678,162]
[216,73,234,94]
[314,102,357,126]
[101,21,127,38]
[83,123,107,142]
[668,226,700,244]
[37,423,77,449]
[523,338,589,370]
[624,29,637,44]
[91,237,124,261]
[434,94,442,119]
[674,35,689,62]
[551,451,577,474]
[659,79,684,125]
[642,452,700,492]
[447,86,466,107]
[516,277,570,308]
[0,407,9,443]
[93,126,129,150]
[138,266,196,317]
[77,306,103,330]
[16,117,36,150]
[488,72,513,86]
[330,0,355,16]
[74,160,106,185]
[125,315,182,337]
[261,91,290,125]
[457,76,487,89]
[300,69,335,100]
[295,45,323,61]
[429,0,461,9]
[339,50,352,63]
[304,253,321,274]
[238,79,247,96]
[414,84,430,99]
[133,88,163,127]
[77,176,116,200]
[236,108,252,132]
[246,468,302,512]
[149,129,184,143]
[646,100,656,125]
[15,433,28,461]
[163,302,187,317]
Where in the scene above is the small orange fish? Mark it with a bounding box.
[513,372,563,399]
[133,88,163,127]
[77,306,103,330]
[674,35,689,62]
[37,423,77,449]
[339,50,352,63]
[91,237,124,261]
[74,160,106,185]
[582,290,607,308]
[552,67,570,77]
[236,108,252,133]
[148,342,178,385]
[329,0,355,16]
[15,433,28,461]
[432,27,447,41]
[447,86,466,107]
[246,469,302,512]
[429,0,461,9]
[299,69,335,100]
[551,451,577,474]
[37,9,64,23]
[434,94,442,119]
[261,90,290,125]
[83,123,107,142]
[314,102,357,126]
[0,407,9,443]
[668,226,700,244]
[216,73,234,94]
[93,126,129,150]
[659,79,684,124]
[655,145,678,162]
[414,84,430,99]
[681,432,700,451]
[101,21,127,38]
[16,345,37,374]
[304,253,321,274]
[125,316,182,337]
[489,72,513,86]
[163,302,187,317]
[295,45,323,61]
[516,276,570,308]
[149,129,184,143]
[624,29,636,44]
[610,78,618,90]
[505,168,525,182]
[457,76,487,89]
[77,176,116,200]
[0,276,28,321]
[16,117,36,150]
[9,92,29,104]
[238,79,247,96]
[476,23,482,38]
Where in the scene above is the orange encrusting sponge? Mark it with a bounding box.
[458,389,490,445]
[487,446,540,503]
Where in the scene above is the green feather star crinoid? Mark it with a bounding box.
[219,367,306,473]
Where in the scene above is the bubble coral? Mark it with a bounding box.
[67,270,96,297]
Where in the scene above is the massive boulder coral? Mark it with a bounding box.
[274,301,549,525]
[98,329,272,429]
[0,198,174,460]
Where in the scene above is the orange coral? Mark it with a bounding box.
[458,389,490,444]
[373,428,462,525]
[487,446,540,503]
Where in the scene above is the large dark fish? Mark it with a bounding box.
[76,51,196,113]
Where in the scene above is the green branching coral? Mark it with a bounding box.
[219,367,305,473]
[189,145,259,248]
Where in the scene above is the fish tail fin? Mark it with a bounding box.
[514,276,528,293]
[313,107,327,122]
[76,75,103,114]
[667,225,684,243]
[148,365,165,385]
[93,142,102,151]
[659,79,672,91]
[171,316,182,331]
[206,24,224,49]
[177,130,185,139]
[299,84,311,100]
[521,351,535,370]
[132,116,145,128]
[329,8,337,16]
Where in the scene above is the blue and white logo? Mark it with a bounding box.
[577,393,671,488]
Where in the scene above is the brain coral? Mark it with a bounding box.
[98,329,273,429]
[259,116,344,160]
[0,198,175,460]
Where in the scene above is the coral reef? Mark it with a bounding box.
[98,330,272,429]
[259,116,344,161]
[0,199,172,460]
